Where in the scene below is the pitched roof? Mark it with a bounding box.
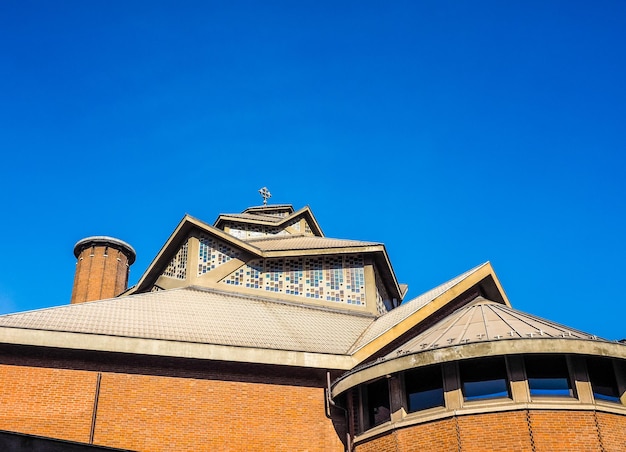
[385,296,602,357]
[245,235,380,251]
[214,205,324,236]
[0,287,373,355]
[0,264,514,371]
[349,263,493,353]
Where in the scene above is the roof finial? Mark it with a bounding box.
[258,186,271,206]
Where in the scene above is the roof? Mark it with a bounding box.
[129,212,403,299]
[0,264,515,371]
[245,235,380,251]
[0,287,373,355]
[331,296,625,397]
[349,263,493,353]
[385,296,601,357]
[214,205,324,236]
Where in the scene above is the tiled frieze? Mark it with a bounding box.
[162,240,188,280]
[197,234,242,275]
[223,255,366,306]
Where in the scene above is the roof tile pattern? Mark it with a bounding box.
[0,287,373,355]
[245,235,379,251]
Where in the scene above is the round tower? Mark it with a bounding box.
[70,236,136,304]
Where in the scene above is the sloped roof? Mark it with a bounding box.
[0,287,373,355]
[331,296,625,397]
[385,296,601,357]
[217,212,287,224]
[129,213,402,299]
[245,235,380,251]
[349,263,492,353]
[214,205,324,236]
[0,264,516,372]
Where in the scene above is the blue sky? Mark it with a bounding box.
[0,1,624,339]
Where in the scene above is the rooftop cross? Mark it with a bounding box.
[258,186,271,206]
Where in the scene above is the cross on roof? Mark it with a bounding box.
[258,187,271,206]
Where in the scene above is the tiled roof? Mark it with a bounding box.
[349,263,489,353]
[0,287,374,355]
[385,296,605,357]
[245,235,380,251]
[218,213,285,224]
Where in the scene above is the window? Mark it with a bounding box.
[525,355,573,397]
[405,365,444,412]
[460,357,510,401]
[365,378,390,428]
[588,357,621,403]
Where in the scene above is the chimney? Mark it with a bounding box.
[70,236,136,304]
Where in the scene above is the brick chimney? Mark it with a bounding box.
[70,236,136,304]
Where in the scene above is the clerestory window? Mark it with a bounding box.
[405,365,445,412]
[587,357,621,403]
[525,355,573,397]
[460,357,510,401]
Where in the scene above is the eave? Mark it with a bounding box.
[0,326,357,371]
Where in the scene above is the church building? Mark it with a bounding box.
[0,198,624,451]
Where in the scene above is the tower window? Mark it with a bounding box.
[588,357,621,403]
[405,365,444,412]
[460,357,510,401]
[525,355,573,397]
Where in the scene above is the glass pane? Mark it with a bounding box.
[528,377,571,396]
[464,379,509,400]
[408,387,444,411]
[588,358,620,403]
[525,355,573,397]
[460,357,510,401]
[405,365,445,412]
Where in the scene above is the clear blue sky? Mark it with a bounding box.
[1,1,624,339]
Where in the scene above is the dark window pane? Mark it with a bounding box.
[464,379,509,399]
[405,365,444,412]
[525,355,572,397]
[366,378,390,427]
[460,357,510,401]
[588,357,620,403]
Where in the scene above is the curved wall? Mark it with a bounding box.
[355,409,626,452]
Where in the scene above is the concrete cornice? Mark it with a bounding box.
[0,326,357,370]
[332,337,626,397]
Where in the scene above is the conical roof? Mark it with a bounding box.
[386,296,601,357]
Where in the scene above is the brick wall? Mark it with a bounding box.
[355,409,626,452]
[0,361,345,451]
[94,372,344,451]
[0,365,96,443]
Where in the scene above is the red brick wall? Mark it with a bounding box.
[0,365,96,443]
[596,411,626,452]
[2,359,626,452]
[0,363,345,451]
[529,410,601,451]
[355,409,626,452]
[458,411,532,452]
[93,372,344,452]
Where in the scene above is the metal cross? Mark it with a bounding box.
[258,187,271,206]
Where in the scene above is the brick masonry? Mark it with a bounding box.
[71,246,130,304]
[0,362,345,451]
[355,409,626,452]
